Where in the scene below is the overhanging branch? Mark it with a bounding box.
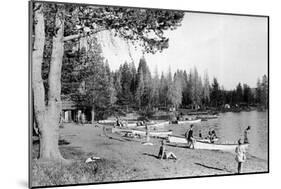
[63,28,107,42]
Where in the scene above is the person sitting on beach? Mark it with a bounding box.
[185,124,195,149]
[210,130,217,143]
[158,140,177,160]
[207,129,212,139]
[235,139,247,174]
[244,126,251,144]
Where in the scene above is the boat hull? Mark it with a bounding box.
[168,135,245,152]
[172,119,201,124]
[112,128,172,138]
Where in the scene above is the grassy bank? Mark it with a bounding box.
[32,144,145,187]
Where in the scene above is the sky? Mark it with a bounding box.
[96,12,268,90]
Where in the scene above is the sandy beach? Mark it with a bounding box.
[55,124,267,180]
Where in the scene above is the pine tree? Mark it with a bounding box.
[120,62,134,106]
[136,69,145,108]
[136,57,152,108]
[202,71,210,106]
[159,72,168,107]
[151,66,160,107]
[261,75,268,108]
[210,78,220,107]
[236,83,243,104]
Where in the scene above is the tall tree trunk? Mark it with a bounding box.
[32,3,47,158]
[38,5,66,162]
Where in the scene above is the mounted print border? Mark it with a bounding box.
[29,0,269,188]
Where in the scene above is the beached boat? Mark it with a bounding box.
[126,121,170,128]
[168,135,218,144]
[112,128,172,138]
[171,119,201,124]
[98,120,116,124]
[99,120,169,128]
[167,135,247,152]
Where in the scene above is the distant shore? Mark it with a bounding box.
[32,124,268,187]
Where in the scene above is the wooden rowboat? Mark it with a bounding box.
[168,135,246,153]
[98,120,116,124]
[168,135,218,144]
[197,115,219,120]
[112,128,172,138]
[171,119,201,124]
[125,121,170,128]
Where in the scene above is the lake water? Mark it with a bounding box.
[166,111,268,160]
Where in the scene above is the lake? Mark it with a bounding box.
[166,111,268,160]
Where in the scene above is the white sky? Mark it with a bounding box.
[96,12,268,90]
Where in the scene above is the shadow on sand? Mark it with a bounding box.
[142,153,159,159]
[166,143,187,149]
[194,163,233,173]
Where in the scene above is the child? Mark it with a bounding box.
[235,139,247,174]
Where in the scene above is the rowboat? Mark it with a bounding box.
[171,119,201,124]
[126,121,169,128]
[112,128,172,138]
[99,120,169,128]
[98,120,116,124]
[197,115,219,120]
[168,135,218,144]
[167,135,248,153]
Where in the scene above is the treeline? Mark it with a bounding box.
[112,59,268,110]
[61,38,268,119]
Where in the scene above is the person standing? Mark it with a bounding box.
[244,126,251,144]
[185,124,195,149]
[145,124,150,143]
[235,139,247,174]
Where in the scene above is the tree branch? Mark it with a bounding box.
[63,28,107,42]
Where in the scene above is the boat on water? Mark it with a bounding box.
[167,135,248,152]
[98,120,169,128]
[112,128,172,138]
[196,115,219,120]
[171,119,201,124]
[132,121,170,129]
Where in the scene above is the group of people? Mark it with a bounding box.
[116,114,251,174]
[157,124,251,174]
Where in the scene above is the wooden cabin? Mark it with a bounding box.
[61,100,93,124]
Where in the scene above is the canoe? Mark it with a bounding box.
[168,135,218,144]
[167,135,248,152]
[171,119,201,124]
[194,141,248,152]
[197,115,219,120]
[126,121,169,128]
[112,128,172,138]
[98,120,116,124]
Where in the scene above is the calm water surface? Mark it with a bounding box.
[166,111,268,160]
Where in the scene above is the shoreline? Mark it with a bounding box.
[32,124,268,186]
